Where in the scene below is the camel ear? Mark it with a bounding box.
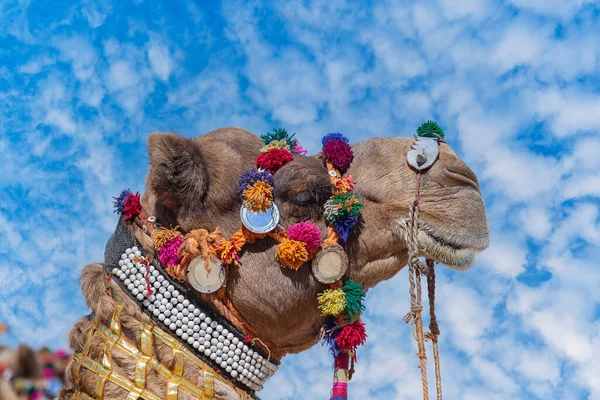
[147,133,209,219]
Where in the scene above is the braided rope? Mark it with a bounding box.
[403,173,429,400]
[425,259,442,400]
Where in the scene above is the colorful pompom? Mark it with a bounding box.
[256,148,294,174]
[335,320,367,352]
[239,169,274,194]
[417,120,445,139]
[334,175,355,195]
[318,288,346,316]
[342,279,366,319]
[293,144,308,155]
[322,139,354,173]
[333,214,360,242]
[261,128,298,148]
[113,189,132,214]
[275,239,309,270]
[152,227,183,249]
[287,221,322,250]
[158,236,184,267]
[215,239,243,265]
[261,139,291,153]
[322,132,349,146]
[122,192,142,220]
[242,180,273,212]
[324,193,363,223]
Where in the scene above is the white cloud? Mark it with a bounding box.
[147,40,173,81]
[478,235,527,277]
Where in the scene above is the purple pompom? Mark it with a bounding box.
[158,236,184,267]
[239,169,274,195]
[322,139,354,173]
[113,189,132,214]
[334,214,360,242]
[322,133,349,146]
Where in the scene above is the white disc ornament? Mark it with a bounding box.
[406,136,439,171]
[311,244,348,284]
[187,257,226,294]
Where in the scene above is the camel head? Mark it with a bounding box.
[137,127,489,356]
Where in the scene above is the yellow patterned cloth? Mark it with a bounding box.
[71,300,254,400]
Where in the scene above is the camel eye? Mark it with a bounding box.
[292,191,316,205]
[289,180,332,206]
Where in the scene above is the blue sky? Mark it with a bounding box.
[1,0,600,399]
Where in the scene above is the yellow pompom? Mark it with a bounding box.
[317,288,346,316]
[260,139,291,153]
[152,227,183,249]
[242,181,273,213]
[275,239,309,270]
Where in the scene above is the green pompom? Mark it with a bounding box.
[343,279,366,320]
[261,128,298,148]
[417,120,445,139]
[324,192,364,223]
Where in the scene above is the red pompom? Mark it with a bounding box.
[322,139,353,173]
[335,320,367,352]
[256,148,294,174]
[122,192,142,220]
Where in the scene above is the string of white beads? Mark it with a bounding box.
[112,247,277,390]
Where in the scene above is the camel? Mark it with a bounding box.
[58,127,489,399]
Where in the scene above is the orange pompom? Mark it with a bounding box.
[242,180,273,212]
[275,239,309,270]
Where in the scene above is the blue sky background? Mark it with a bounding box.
[1,0,600,399]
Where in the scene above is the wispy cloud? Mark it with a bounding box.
[1,0,599,399]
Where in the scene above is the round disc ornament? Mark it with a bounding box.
[312,244,348,284]
[240,203,280,234]
[187,257,226,294]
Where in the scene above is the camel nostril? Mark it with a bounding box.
[445,167,479,189]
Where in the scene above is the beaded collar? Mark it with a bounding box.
[104,217,277,394]
[111,130,369,397]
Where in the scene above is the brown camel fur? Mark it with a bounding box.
[59,127,489,399]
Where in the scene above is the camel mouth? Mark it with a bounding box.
[417,224,489,270]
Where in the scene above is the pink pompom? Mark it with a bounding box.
[336,320,367,352]
[322,139,354,172]
[294,144,308,155]
[158,236,184,267]
[43,367,54,379]
[287,221,322,250]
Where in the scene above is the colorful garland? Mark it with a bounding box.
[113,129,367,399]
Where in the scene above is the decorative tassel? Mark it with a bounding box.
[261,128,298,148]
[287,221,322,250]
[242,180,273,212]
[333,214,360,242]
[334,175,355,195]
[336,320,367,352]
[342,279,366,319]
[260,139,291,153]
[256,148,294,174]
[113,189,132,213]
[122,192,142,220]
[275,239,309,270]
[293,144,308,155]
[322,132,349,146]
[324,193,363,223]
[318,288,346,316]
[158,236,184,267]
[152,227,183,249]
[215,239,242,265]
[322,133,354,173]
[417,120,445,139]
[239,169,274,194]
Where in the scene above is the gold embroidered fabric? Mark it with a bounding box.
[71,296,253,400]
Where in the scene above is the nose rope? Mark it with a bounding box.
[403,171,443,400]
